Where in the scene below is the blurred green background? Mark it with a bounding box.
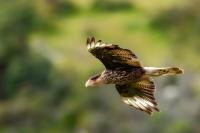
[0,0,200,132]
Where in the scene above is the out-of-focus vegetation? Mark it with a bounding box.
[0,0,200,132]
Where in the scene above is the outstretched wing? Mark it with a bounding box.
[115,77,159,114]
[86,37,142,70]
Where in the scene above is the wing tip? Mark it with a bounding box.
[122,97,159,115]
[86,37,118,50]
[144,105,160,115]
[86,36,95,44]
[86,37,90,45]
[91,36,95,43]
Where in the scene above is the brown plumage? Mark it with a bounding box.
[85,37,183,115]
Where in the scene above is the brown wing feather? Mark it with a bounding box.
[86,37,142,70]
[115,77,159,115]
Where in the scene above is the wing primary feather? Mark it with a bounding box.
[141,96,157,105]
[128,99,140,109]
[135,97,156,114]
[91,37,95,43]
[123,98,130,105]
[87,37,90,45]
[142,96,158,106]
[134,98,146,111]
[139,97,158,111]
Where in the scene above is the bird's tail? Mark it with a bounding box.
[144,67,183,77]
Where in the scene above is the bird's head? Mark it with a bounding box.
[85,74,104,87]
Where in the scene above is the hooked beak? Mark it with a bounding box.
[85,80,93,87]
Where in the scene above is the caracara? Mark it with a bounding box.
[85,37,183,115]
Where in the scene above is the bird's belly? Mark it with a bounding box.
[109,75,134,84]
[105,69,145,85]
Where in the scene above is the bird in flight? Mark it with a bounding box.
[85,37,183,115]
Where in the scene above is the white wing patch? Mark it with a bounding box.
[87,37,115,51]
[122,97,159,114]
